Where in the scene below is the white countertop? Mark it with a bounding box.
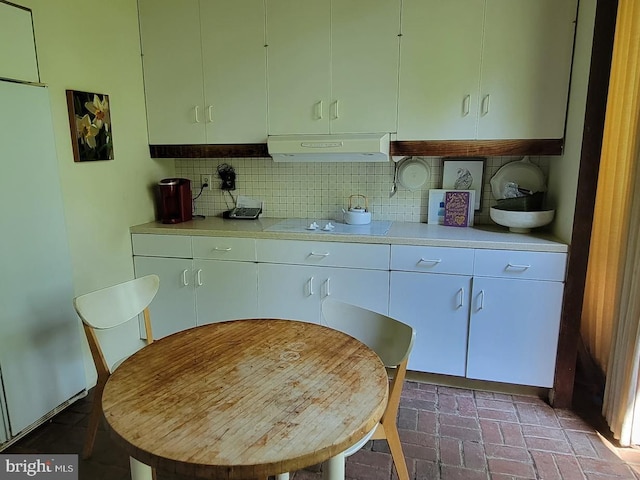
[130,217,568,253]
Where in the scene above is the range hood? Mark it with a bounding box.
[267,133,390,162]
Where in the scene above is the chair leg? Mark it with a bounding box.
[83,381,106,459]
[384,423,410,480]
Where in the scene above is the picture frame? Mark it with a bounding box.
[66,90,114,162]
[427,189,475,226]
[441,157,485,210]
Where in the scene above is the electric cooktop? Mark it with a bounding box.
[265,218,392,236]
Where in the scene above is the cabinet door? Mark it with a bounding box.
[466,277,563,387]
[194,259,258,324]
[138,0,206,144]
[390,272,471,376]
[319,267,390,316]
[258,263,322,323]
[478,0,577,139]
[266,0,331,135]
[397,0,483,140]
[0,2,39,83]
[331,0,401,134]
[200,1,267,143]
[133,256,197,339]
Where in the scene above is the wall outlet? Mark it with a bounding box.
[200,174,212,190]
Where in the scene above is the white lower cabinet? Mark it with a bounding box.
[132,234,257,339]
[132,233,567,388]
[466,277,564,388]
[390,271,471,376]
[258,263,390,324]
[133,255,197,339]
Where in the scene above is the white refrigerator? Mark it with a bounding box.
[0,80,86,446]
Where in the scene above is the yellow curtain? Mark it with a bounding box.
[582,0,640,377]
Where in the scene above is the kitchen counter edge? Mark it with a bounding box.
[130,218,568,253]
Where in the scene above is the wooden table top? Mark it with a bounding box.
[102,319,389,479]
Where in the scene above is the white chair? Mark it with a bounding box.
[73,274,159,460]
[320,298,416,480]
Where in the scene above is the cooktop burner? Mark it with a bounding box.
[265,218,392,236]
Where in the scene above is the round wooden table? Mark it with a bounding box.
[102,319,389,480]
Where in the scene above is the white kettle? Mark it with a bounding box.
[342,194,372,225]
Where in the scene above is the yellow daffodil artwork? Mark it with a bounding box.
[66,90,114,162]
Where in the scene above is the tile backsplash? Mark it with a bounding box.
[175,156,549,225]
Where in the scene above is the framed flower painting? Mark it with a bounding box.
[66,90,113,162]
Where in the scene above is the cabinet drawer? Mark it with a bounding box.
[193,237,256,261]
[391,245,474,275]
[256,239,390,270]
[474,249,567,281]
[132,234,192,258]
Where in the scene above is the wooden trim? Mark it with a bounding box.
[149,143,270,158]
[390,139,564,157]
[148,139,564,159]
[550,0,619,408]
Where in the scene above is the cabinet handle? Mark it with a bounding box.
[207,105,213,123]
[506,263,531,270]
[418,258,442,265]
[315,101,323,120]
[457,288,464,309]
[477,290,485,310]
[182,269,189,286]
[196,269,203,286]
[324,278,331,297]
[481,94,490,116]
[194,106,200,123]
[462,95,470,117]
[307,277,314,296]
[213,247,232,252]
[333,100,339,119]
[310,251,330,257]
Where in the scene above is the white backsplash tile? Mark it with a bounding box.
[176,156,549,225]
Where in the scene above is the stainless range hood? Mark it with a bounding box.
[267,133,390,162]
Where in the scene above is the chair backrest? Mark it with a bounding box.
[74,275,159,375]
[74,274,160,330]
[321,298,415,368]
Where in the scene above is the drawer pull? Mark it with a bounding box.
[477,290,485,310]
[418,258,442,265]
[310,251,330,257]
[207,105,213,123]
[462,94,470,116]
[182,269,189,286]
[213,247,232,252]
[307,277,314,296]
[506,263,531,270]
[457,288,464,309]
[196,269,203,286]
[481,94,491,116]
[194,105,200,123]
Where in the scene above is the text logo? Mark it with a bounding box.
[0,455,77,479]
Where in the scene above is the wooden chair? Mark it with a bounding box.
[320,298,416,480]
[73,274,159,460]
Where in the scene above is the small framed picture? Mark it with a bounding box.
[66,90,114,162]
[428,189,475,226]
[442,158,485,210]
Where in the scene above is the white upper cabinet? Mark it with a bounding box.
[478,0,577,139]
[138,0,267,144]
[0,2,39,83]
[398,0,484,140]
[266,0,401,135]
[398,0,577,141]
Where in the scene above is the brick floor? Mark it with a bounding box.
[4,380,640,479]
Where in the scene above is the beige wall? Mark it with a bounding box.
[549,0,597,244]
[18,0,174,383]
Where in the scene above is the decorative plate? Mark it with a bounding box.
[490,157,545,200]
[397,158,431,191]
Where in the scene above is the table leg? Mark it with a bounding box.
[322,453,345,480]
[129,457,154,480]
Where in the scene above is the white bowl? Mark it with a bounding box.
[490,207,555,233]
